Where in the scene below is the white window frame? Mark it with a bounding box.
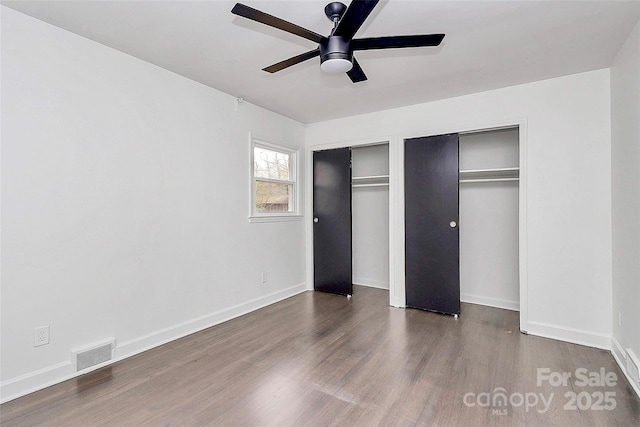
[249,137,301,223]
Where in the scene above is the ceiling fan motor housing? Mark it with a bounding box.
[320,36,353,65]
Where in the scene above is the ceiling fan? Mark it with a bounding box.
[231,0,445,83]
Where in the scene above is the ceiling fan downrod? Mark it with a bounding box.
[324,2,347,25]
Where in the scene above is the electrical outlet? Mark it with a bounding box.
[261,272,267,283]
[34,326,50,347]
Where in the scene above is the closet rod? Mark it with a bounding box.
[459,167,519,174]
[352,174,390,181]
[352,183,390,188]
[460,178,519,183]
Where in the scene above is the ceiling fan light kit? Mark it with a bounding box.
[321,58,353,74]
[320,36,353,73]
[231,0,445,83]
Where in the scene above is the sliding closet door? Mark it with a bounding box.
[405,134,460,315]
[313,148,352,296]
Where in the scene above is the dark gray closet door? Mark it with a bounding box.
[405,134,460,315]
[313,148,352,296]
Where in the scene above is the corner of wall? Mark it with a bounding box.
[609,17,640,399]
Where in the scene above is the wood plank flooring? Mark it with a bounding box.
[2,286,639,426]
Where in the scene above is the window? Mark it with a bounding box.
[251,139,299,221]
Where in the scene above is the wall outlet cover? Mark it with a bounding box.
[34,326,50,347]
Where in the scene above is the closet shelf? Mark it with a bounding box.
[352,174,389,187]
[459,167,519,183]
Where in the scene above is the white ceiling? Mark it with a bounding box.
[3,0,639,123]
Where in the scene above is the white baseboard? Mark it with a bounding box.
[0,361,72,405]
[461,293,519,311]
[353,278,390,290]
[611,337,640,399]
[612,337,626,363]
[0,283,307,404]
[115,283,306,359]
[525,320,611,350]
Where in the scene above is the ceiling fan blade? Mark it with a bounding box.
[263,49,320,73]
[353,34,445,50]
[347,57,367,83]
[333,0,379,40]
[232,3,324,44]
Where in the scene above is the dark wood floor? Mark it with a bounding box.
[2,286,639,426]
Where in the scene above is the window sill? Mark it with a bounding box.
[249,215,304,224]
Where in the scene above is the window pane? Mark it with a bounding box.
[254,147,290,180]
[256,181,293,213]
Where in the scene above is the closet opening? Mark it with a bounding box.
[459,127,520,313]
[312,142,390,298]
[352,143,390,292]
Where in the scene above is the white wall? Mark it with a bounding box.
[610,19,640,395]
[306,69,613,349]
[1,7,306,402]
